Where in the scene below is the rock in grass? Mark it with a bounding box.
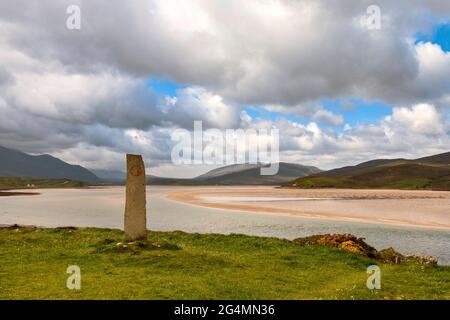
[96,239,181,254]
[294,233,437,265]
[376,247,406,264]
[405,253,438,266]
[294,234,378,258]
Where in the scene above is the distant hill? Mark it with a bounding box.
[90,169,126,183]
[285,152,450,190]
[89,162,321,186]
[196,162,321,185]
[197,163,266,179]
[148,162,322,186]
[0,146,100,183]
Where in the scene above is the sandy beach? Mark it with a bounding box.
[167,186,450,230]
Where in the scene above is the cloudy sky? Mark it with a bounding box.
[0,0,449,178]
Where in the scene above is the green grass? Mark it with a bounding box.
[383,179,432,189]
[286,163,450,190]
[288,177,435,190]
[0,227,449,300]
[288,177,353,188]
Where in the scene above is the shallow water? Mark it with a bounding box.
[1,187,450,265]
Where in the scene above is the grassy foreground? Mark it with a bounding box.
[1,226,449,300]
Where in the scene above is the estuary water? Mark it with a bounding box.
[1,186,449,265]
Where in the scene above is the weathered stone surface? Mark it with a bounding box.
[124,154,147,241]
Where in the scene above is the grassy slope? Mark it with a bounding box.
[1,227,449,300]
[287,162,450,190]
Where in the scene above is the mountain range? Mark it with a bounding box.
[1,145,449,189]
[147,162,322,185]
[94,162,322,185]
[0,145,321,185]
[286,152,450,190]
[0,146,99,183]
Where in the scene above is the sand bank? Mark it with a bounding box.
[167,187,450,230]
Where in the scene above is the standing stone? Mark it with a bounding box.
[124,154,147,241]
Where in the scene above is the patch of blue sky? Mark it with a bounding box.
[146,77,186,96]
[243,106,310,126]
[146,78,395,130]
[444,108,450,123]
[415,22,450,52]
[244,98,393,129]
[325,99,392,127]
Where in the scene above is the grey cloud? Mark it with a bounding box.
[0,0,449,173]
[312,109,344,126]
[245,104,449,170]
[1,0,450,107]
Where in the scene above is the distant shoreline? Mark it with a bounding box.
[0,191,40,197]
[0,185,109,196]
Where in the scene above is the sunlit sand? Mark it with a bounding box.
[167,186,450,230]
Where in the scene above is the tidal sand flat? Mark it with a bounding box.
[168,187,450,230]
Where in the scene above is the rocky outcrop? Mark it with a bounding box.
[294,234,378,257]
[294,233,438,265]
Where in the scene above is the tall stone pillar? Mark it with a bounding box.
[124,154,147,241]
